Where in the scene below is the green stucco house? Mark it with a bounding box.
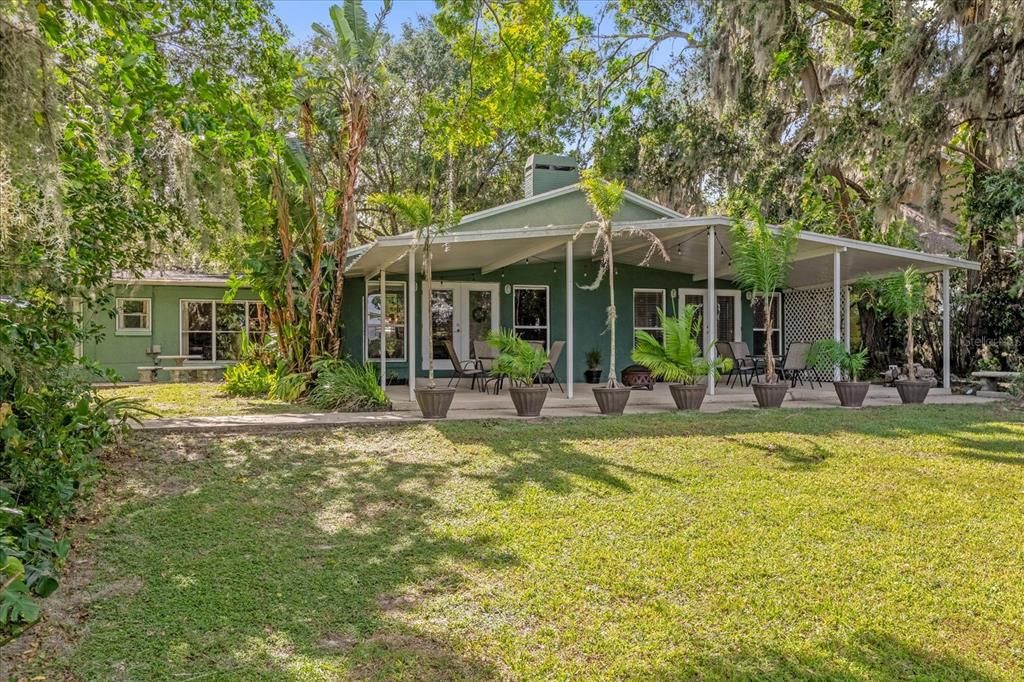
[85,154,977,394]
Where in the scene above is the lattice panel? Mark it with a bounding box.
[784,287,849,381]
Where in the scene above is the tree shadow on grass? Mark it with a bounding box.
[434,404,1024,472]
[722,433,833,469]
[650,629,996,681]
[52,431,513,680]
[431,418,683,499]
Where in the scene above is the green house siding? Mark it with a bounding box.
[344,262,768,384]
[82,284,261,381]
[456,191,670,232]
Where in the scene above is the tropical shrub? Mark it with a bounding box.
[487,329,549,386]
[1008,369,1024,399]
[270,363,308,402]
[808,340,870,382]
[309,359,391,411]
[729,207,800,382]
[632,306,733,384]
[1,297,124,634]
[223,362,275,397]
[879,266,927,380]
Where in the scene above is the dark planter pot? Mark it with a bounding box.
[752,381,788,408]
[621,364,655,390]
[895,379,931,404]
[593,386,631,415]
[584,369,603,384]
[415,387,456,419]
[509,386,548,417]
[834,381,870,408]
[669,383,706,411]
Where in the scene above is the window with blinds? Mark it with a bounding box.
[633,289,665,343]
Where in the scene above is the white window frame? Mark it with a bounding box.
[513,284,549,349]
[632,288,666,342]
[178,299,267,362]
[678,288,742,342]
[115,297,151,335]
[751,292,783,356]
[364,279,408,362]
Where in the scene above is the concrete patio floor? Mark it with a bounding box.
[136,380,1004,433]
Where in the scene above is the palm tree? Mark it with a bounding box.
[577,169,667,388]
[880,266,926,381]
[367,191,456,388]
[729,207,800,383]
[310,0,392,355]
[632,306,732,384]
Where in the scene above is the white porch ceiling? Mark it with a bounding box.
[346,217,979,288]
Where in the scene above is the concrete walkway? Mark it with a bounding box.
[134,382,1005,434]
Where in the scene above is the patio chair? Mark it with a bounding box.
[444,340,483,390]
[539,340,565,392]
[779,341,820,388]
[716,341,756,387]
[473,339,504,394]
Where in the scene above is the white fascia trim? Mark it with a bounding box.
[785,229,980,271]
[458,184,580,225]
[622,190,686,219]
[457,184,683,227]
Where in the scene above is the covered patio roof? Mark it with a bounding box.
[345,216,979,288]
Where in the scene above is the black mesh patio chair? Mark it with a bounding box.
[716,341,757,387]
[779,342,821,388]
[444,340,483,390]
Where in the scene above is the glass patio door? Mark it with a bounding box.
[423,282,499,370]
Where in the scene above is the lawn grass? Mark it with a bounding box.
[13,404,1024,680]
[97,382,318,419]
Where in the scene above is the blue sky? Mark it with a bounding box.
[271,1,623,43]
[271,1,435,41]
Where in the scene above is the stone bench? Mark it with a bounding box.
[165,365,226,383]
[971,371,1021,391]
[137,366,160,383]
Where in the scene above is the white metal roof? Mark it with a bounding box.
[345,216,979,289]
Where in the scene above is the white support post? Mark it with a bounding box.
[844,286,851,352]
[833,248,842,381]
[706,226,716,396]
[942,268,951,390]
[379,268,387,391]
[407,249,416,402]
[565,240,574,399]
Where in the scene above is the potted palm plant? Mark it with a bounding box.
[730,208,800,408]
[881,266,931,404]
[632,305,733,410]
[367,191,458,418]
[584,348,603,384]
[807,340,871,407]
[487,329,550,417]
[576,170,668,415]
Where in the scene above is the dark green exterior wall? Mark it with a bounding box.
[84,270,779,384]
[82,284,261,381]
[342,262,772,384]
